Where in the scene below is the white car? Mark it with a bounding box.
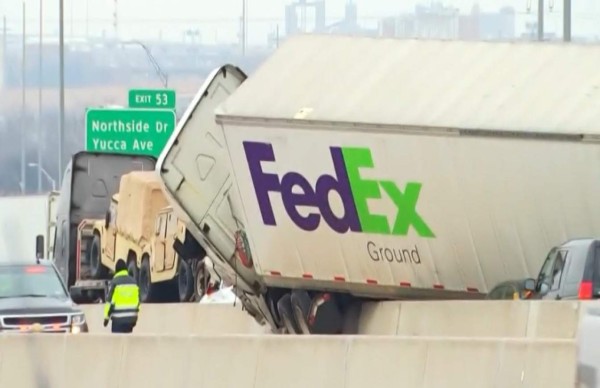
[577,304,600,387]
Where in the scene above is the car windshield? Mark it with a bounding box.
[0,265,68,299]
[537,249,558,286]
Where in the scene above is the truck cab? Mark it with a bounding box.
[157,65,358,334]
[156,65,272,323]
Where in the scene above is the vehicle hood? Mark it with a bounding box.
[0,297,81,315]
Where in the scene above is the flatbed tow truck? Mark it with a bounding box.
[44,151,156,303]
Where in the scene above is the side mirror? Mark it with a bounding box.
[104,211,111,228]
[524,278,536,291]
[35,235,44,260]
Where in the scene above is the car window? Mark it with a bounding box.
[109,201,118,227]
[551,250,567,291]
[0,266,68,298]
[537,248,558,291]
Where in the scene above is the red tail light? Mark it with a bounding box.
[234,231,253,269]
[578,281,593,299]
[24,266,47,273]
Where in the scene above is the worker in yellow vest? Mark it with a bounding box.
[103,259,140,333]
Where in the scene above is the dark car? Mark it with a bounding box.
[486,279,536,300]
[0,260,89,333]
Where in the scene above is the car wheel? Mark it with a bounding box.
[178,259,195,302]
[88,234,107,279]
[139,257,154,303]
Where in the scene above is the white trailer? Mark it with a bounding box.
[0,192,58,262]
[157,35,600,334]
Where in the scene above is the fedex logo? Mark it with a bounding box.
[243,141,435,237]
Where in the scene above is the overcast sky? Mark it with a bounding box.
[2,0,600,44]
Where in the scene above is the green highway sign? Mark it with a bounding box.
[128,89,176,109]
[85,108,176,157]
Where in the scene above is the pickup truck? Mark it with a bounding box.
[577,305,600,387]
[528,239,600,301]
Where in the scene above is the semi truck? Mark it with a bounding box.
[78,171,213,303]
[0,192,59,262]
[156,36,600,334]
[43,151,156,302]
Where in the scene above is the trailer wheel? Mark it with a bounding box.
[178,259,195,302]
[127,260,139,283]
[139,257,155,303]
[276,294,301,334]
[290,290,312,334]
[291,290,343,335]
[89,234,107,279]
[193,261,208,301]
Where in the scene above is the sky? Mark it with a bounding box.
[2,0,600,45]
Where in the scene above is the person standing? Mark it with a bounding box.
[103,259,140,333]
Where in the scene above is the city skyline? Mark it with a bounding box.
[2,0,600,45]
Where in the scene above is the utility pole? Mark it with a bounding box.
[537,0,544,41]
[38,0,43,193]
[58,0,65,187]
[113,0,119,39]
[21,2,27,194]
[563,0,571,42]
[70,0,74,38]
[86,0,90,38]
[2,16,6,89]
[241,0,247,56]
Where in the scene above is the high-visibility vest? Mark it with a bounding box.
[104,270,140,320]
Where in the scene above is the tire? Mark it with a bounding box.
[290,290,312,334]
[178,259,195,302]
[291,290,343,335]
[265,289,288,328]
[193,261,207,302]
[155,280,179,303]
[127,259,139,283]
[276,294,301,334]
[88,234,107,279]
[268,295,283,328]
[139,257,155,303]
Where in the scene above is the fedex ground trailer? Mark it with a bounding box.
[157,35,600,334]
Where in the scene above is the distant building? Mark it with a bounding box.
[459,5,516,41]
[378,3,515,42]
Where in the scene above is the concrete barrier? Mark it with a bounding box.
[81,303,269,334]
[0,334,577,388]
[358,300,586,338]
[80,300,600,338]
